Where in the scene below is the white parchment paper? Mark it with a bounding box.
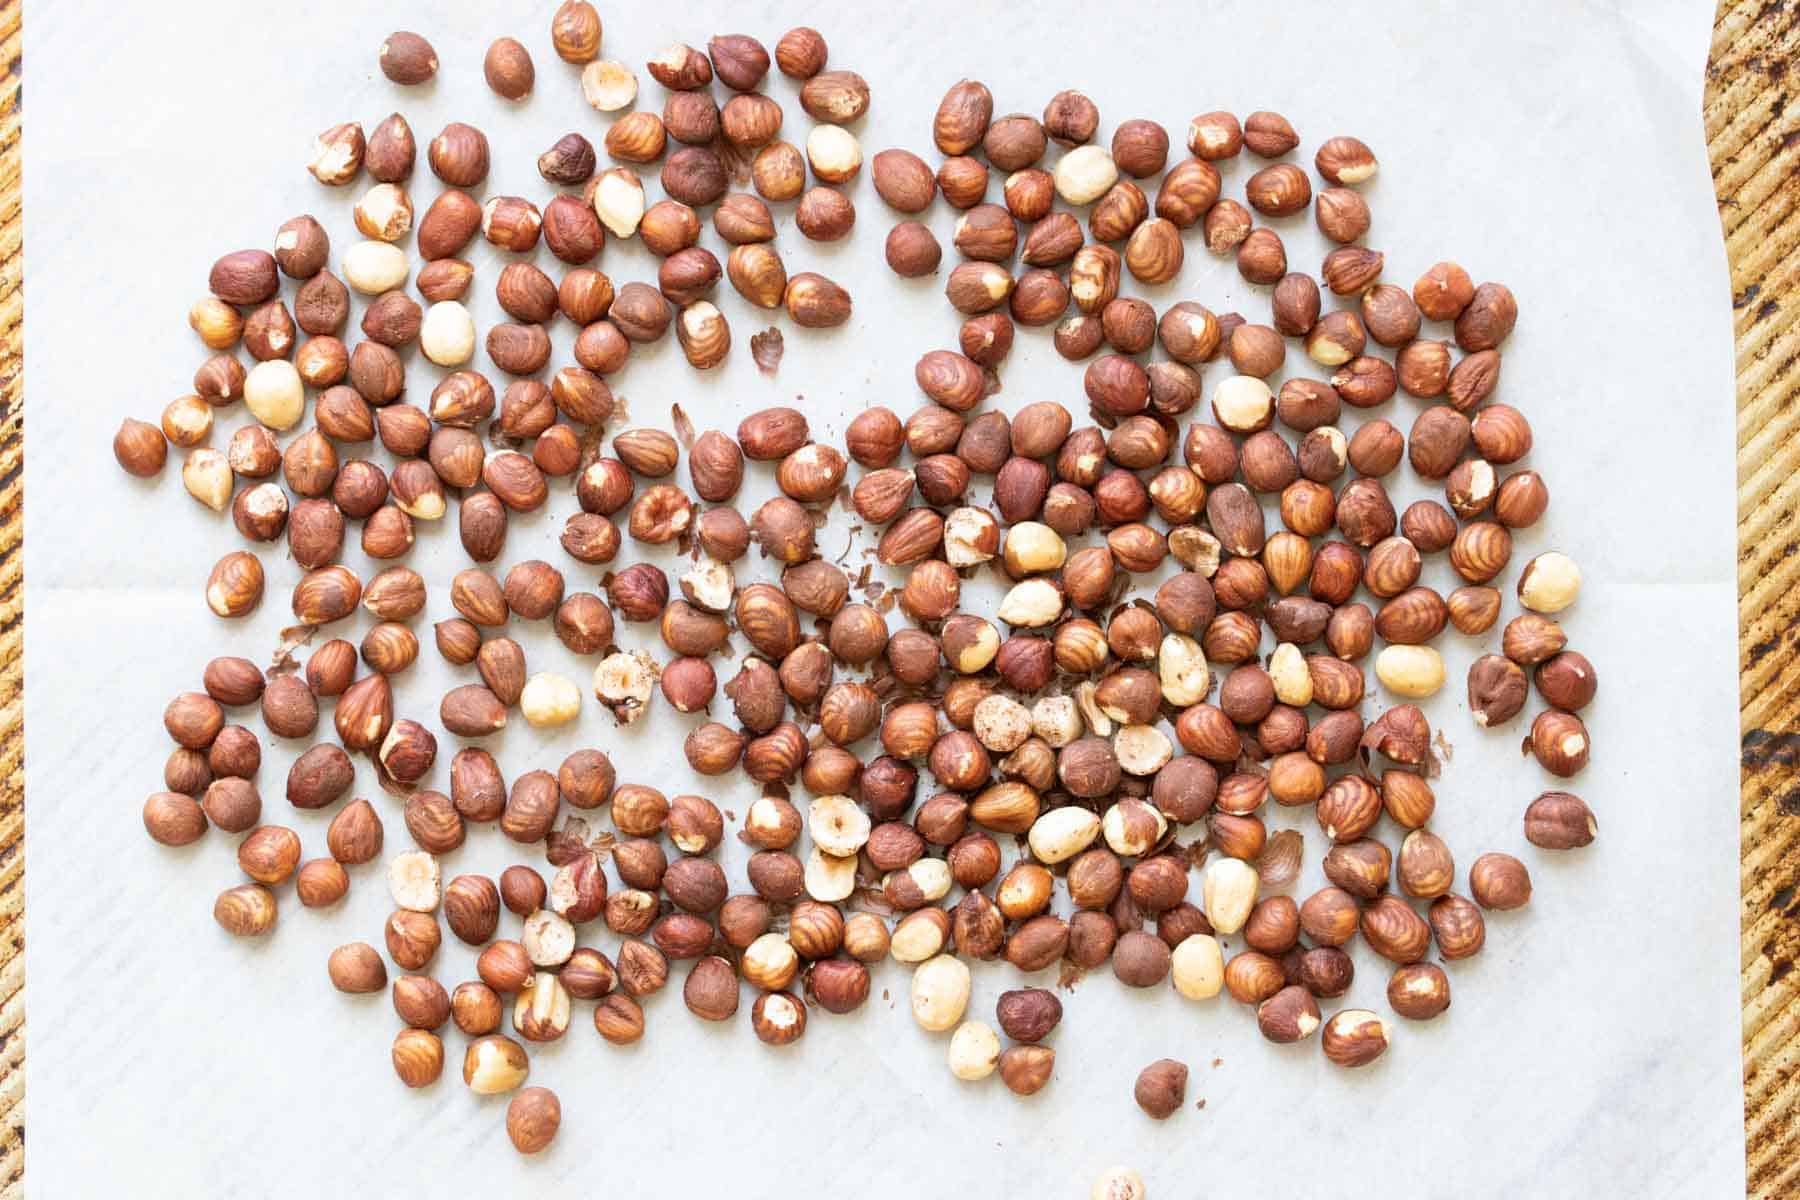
[24,1,1742,1196]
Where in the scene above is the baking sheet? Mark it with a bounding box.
[22,1,1742,1195]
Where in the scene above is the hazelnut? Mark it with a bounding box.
[1518,552,1582,613]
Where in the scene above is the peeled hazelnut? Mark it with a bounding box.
[1518,552,1582,613]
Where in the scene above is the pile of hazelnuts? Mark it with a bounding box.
[121,3,1600,1171]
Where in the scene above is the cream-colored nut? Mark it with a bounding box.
[593,168,645,238]
[1268,643,1313,706]
[1101,797,1166,856]
[594,650,657,725]
[1027,806,1102,864]
[910,954,971,1032]
[681,557,735,612]
[888,858,952,903]
[742,932,800,990]
[1092,1166,1147,1200]
[805,125,862,184]
[1201,857,1258,934]
[804,847,857,902]
[808,794,871,857]
[521,908,575,966]
[354,183,413,242]
[997,579,1064,628]
[972,694,1032,753]
[1002,522,1067,575]
[1054,144,1119,205]
[1518,552,1581,614]
[947,1021,1001,1081]
[520,672,582,728]
[580,60,638,111]
[513,972,572,1041]
[182,448,233,512]
[1114,724,1173,776]
[1374,644,1445,699]
[243,359,304,431]
[891,909,950,963]
[420,301,476,366]
[1031,695,1084,748]
[1074,680,1113,737]
[1171,933,1225,1000]
[1213,375,1274,434]
[463,1037,529,1094]
[342,240,410,295]
[387,850,441,912]
[943,506,1000,567]
[1158,634,1209,706]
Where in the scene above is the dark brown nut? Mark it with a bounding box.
[378,30,437,84]
[1321,246,1384,297]
[1133,1058,1188,1119]
[1361,284,1422,347]
[1360,895,1431,964]
[666,89,720,145]
[1466,654,1528,727]
[357,112,414,183]
[1535,651,1598,713]
[1413,261,1474,321]
[214,884,277,937]
[209,250,278,306]
[1246,164,1311,216]
[1396,829,1454,900]
[1231,227,1283,285]
[1257,985,1322,1043]
[1455,282,1518,351]
[1520,790,1598,850]
[1309,134,1376,184]
[1000,168,1053,222]
[934,79,993,155]
[1529,710,1591,777]
[1019,212,1082,267]
[871,148,937,213]
[1112,930,1173,988]
[1183,109,1241,160]
[1467,853,1532,911]
[1382,962,1450,1021]
[797,187,858,243]
[773,25,827,78]
[1091,179,1148,242]
[1241,110,1299,157]
[982,113,1046,171]
[799,69,870,124]
[707,33,769,91]
[1429,894,1487,961]
[784,272,852,328]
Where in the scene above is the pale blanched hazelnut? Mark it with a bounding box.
[1518,551,1582,613]
[387,850,441,912]
[681,557,736,612]
[1054,144,1118,205]
[520,672,582,728]
[1028,806,1102,863]
[1375,644,1446,699]
[1268,642,1313,705]
[944,506,1000,567]
[1157,634,1209,706]
[594,651,657,725]
[521,909,575,966]
[1213,374,1274,433]
[1114,724,1173,775]
[808,794,871,857]
[183,449,234,511]
[1102,797,1166,856]
[998,579,1064,628]
[1031,695,1084,747]
[947,1021,1001,1081]
[891,910,950,963]
[243,360,304,430]
[1003,522,1067,574]
[580,60,638,110]
[593,168,645,238]
[973,694,1032,752]
[805,125,862,183]
[804,847,857,901]
[1171,933,1225,1000]
[342,240,410,294]
[911,954,972,1032]
[1201,857,1258,934]
[420,301,477,366]
[1091,1167,1147,1200]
